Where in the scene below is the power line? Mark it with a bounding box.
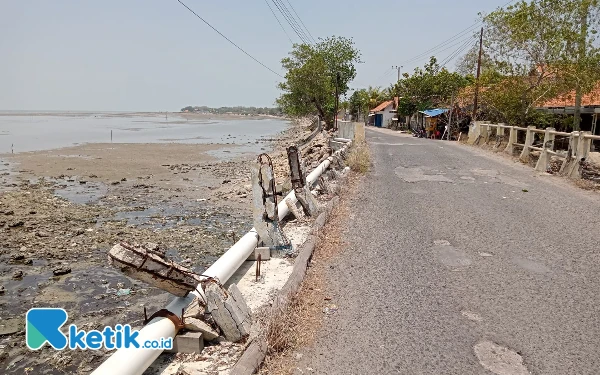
[263,0,293,44]
[283,0,316,43]
[401,28,480,66]
[270,0,306,43]
[398,0,517,67]
[176,0,283,78]
[373,68,393,84]
[277,0,312,44]
[271,0,310,44]
[402,33,478,69]
[439,35,478,68]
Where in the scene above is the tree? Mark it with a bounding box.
[277,36,362,129]
[456,43,493,78]
[396,57,470,124]
[482,0,600,128]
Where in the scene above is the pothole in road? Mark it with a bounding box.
[474,341,530,375]
[513,257,551,274]
[395,166,453,183]
[470,168,529,188]
[433,240,472,267]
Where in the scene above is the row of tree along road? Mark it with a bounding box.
[275,1,600,135]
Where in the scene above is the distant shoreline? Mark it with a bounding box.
[0,111,289,121]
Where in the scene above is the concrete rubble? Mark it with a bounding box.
[205,282,253,343]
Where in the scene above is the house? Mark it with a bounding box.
[369,97,398,128]
[538,82,600,135]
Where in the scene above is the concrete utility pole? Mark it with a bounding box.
[574,0,591,131]
[473,27,484,121]
[392,65,403,82]
[447,93,454,141]
[334,72,341,130]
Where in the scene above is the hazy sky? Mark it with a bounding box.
[1,0,509,111]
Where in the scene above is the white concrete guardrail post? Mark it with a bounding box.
[467,121,481,144]
[504,126,517,154]
[559,131,577,174]
[562,131,584,178]
[580,132,592,161]
[519,125,536,160]
[535,127,556,172]
[495,124,504,149]
[483,123,491,144]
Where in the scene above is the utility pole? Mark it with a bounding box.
[334,72,341,130]
[392,65,403,82]
[473,27,484,121]
[447,93,454,141]
[574,0,590,131]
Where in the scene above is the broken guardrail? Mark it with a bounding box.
[91,139,352,375]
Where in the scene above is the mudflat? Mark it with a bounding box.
[0,114,331,374]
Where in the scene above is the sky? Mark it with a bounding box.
[0,0,511,111]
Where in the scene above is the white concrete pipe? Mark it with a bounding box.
[92,142,351,375]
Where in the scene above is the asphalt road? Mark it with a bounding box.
[296,127,600,375]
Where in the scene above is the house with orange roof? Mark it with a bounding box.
[538,82,600,134]
[369,97,398,128]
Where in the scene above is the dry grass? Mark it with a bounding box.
[575,178,600,191]
[354,123,366,143]
[258,175,359,375]
[347,141,371,174]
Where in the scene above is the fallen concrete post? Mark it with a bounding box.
[108,242,201,297]
[205,282,252,342]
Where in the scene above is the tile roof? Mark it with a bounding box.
[540,82,600,107]
[371,100,394,112]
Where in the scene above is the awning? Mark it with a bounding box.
[419,108,449,117]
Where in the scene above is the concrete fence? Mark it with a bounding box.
[468,121,600,178]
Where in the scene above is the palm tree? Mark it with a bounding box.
[367,86,385,109]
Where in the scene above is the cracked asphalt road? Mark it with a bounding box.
[296,127,600,375]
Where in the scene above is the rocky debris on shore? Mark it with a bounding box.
[52,267,71,276]
[0,116,331,374]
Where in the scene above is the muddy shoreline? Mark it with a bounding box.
[0,116,328,374]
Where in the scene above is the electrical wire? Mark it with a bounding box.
[271,0,310,44]
[276,0,311,44]
[176,0,283,78]
[439,35,478,68]
[398,0,517,66]
[263,0,294,44]
[373,68,393,84]
[283,0,317,43]
[401,28,480,66]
